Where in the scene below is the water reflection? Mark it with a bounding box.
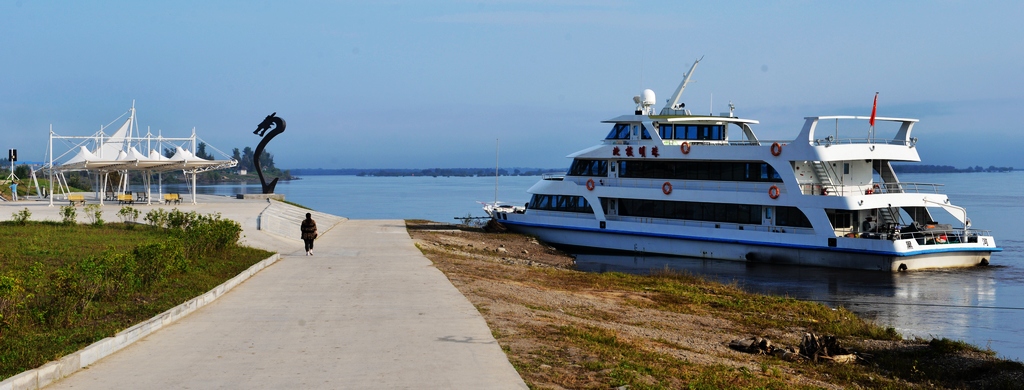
[575,253,1020,361]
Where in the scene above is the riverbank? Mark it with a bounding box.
[407,221,1023,389]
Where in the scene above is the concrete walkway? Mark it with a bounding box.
[1,195,526,389]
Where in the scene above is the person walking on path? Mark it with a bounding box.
[301,212,318,255]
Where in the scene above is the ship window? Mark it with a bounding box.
[619,160,783,183]
[827,210,853,229]
[776,206,812,228]
[676,125,695,140]
[843,163,850,175]
[659,124,674,139]
[605,123,631,140]
[528,194,594,214]
[641,124,652,139]
[618,198,763,225]
[568,159,608,177]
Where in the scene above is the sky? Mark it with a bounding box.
[2,1,1022,170]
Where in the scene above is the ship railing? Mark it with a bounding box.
[860,228,993,246]
[812,137,910,146]
[798,182,944,196]
[542,174,565,181]
[572,177,784,194]
[608,215,815,234]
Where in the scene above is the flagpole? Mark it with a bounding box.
[869,92,878,143]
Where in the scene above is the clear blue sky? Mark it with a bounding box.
[3,1,1022,170]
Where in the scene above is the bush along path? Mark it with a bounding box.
[0,208,273,380]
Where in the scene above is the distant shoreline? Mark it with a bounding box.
[288,167,565,177]
[891,164,1015,174]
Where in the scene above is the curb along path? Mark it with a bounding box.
[41,216,526,389]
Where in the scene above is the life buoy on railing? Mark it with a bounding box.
[770,142,782,156]
[586,178,595,191]
[680,142,691,155]
[662,182,673,195]
[768,185,780,199]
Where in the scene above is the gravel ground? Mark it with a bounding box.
[407,221,1024,389]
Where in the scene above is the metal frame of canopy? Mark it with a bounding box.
[40,104,237,206]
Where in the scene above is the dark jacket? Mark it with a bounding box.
[300,218,318,240]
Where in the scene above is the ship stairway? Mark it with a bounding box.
[877,206,899,227]
[874,160,901,193]
[811,161,839,193]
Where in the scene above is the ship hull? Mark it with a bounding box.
[500,220,992,272]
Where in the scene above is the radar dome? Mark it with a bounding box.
[641,89,656,106]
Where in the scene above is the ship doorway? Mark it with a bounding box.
[601,198,618,216]
[763,207,775,229]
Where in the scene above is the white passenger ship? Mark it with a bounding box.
[488,59,1000,272]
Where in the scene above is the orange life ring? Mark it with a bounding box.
[680,142,691,155]
[586,178,595,191]
[770,142,782,156]
[768,185,780,199]
[662,182,672,195]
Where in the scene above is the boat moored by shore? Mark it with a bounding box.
[487,59,1000,272]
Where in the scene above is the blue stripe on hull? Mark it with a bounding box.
[499,219,1000,258]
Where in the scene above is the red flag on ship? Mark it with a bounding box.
[869,92,878,127]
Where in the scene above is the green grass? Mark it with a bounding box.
[0,220,273,379]
[278,199,310,210]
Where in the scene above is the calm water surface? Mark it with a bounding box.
[167,172,1024,361]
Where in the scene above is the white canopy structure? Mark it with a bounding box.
[42,103,238,205]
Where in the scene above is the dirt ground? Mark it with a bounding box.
[407,221,1024,389]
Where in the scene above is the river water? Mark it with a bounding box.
[163,172,1024,361]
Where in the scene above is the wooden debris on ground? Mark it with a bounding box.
[729,333,863,364]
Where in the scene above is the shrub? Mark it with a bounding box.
[133,240,189,287]
[11,208,31,225]
[144,208,168,228]
[59,205,77,225]
[0,275,25,328]
[173,213,242,258]
[166,209,200,230]
[117,206,140,227]
[83,204,103,226]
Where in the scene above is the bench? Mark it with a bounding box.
[68,194,85,206]
[136,192,148,203]
[164,193,181,205]
[117,194,134,205]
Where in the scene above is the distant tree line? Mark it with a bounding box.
[289,167,565,177]
[893,164,1015,173]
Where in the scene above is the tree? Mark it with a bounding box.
[163,148,175,159]
[241,147,255,171]
[232,148,241,162]
[14,164,30,179]
[258,150,275,169]
[195,142,213,160]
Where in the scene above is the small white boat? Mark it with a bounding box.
[488,59,999,272]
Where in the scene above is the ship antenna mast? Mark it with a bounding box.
[494,138,499,207]
[662,56,703,113]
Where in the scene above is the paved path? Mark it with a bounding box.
[2,196,526,389]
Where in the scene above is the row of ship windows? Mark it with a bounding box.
[657,124,725,141]
[612,199,811,228]
[568,159,783,182]
[605,123,652,140]
[526,194,812,228]
[605,123,726,141]
[528,195,594,214]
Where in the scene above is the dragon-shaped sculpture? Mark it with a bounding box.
[252,112,286,194]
